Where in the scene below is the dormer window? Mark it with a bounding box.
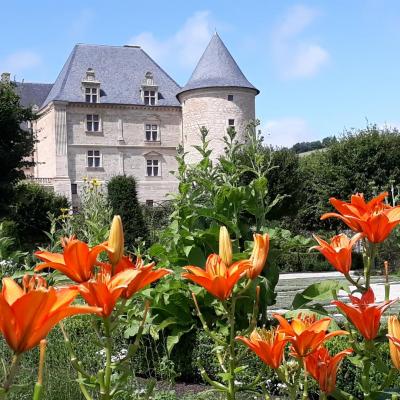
[141,71,158,106]
[85,87,98,103]
[82,68,100,103]
[144,90,156,106]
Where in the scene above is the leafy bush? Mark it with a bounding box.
[107,175,149,250]
[9,182,68,249]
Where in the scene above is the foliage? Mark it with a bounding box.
[291,136,336,154]
[0,81,36,218]
[44,179,112,251]
[296,124,400,231]
[9,182,68,249]
[107,175,149,250]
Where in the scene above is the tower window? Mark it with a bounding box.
[146,159,160,176]
[87,150,102,168]
[86,114,100,132]
[144,90,156,105]
[145,124,159,141]
[146,199,154,207]
[228,119,235,127]
[71,183,78,195]
[85,87,99,103]
[228,94,234,101]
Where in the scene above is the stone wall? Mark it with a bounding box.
[65,103,181,203]
[180,87,256,163]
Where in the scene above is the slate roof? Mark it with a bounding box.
[42,44,182,108]
[15,82,53,108]
[178,33,259,97]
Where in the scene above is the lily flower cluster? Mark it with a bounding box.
[0,215,171,400]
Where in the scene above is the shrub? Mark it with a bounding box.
[9,182,68,249]
[107,175,149,250]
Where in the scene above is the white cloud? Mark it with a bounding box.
[272,5,329,79]
[262,117,317,147]
[128,11,213,69]
[0,50,42,76]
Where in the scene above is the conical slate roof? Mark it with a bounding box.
[178,33,259,97]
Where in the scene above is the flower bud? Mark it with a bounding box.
[388,316,400,369]
[218,226,232,266]
[247,233,270,279]
[108,215,124,265]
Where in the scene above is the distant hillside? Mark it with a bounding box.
[291,136,337,154]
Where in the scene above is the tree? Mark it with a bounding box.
[107,175,149,250]
[295,124,400,231]
[0,81,36,218]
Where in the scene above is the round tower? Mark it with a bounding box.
[177,33,259,163]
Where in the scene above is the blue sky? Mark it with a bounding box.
[1,0,400,146]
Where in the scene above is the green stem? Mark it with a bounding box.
[0,353,22,398]
[102,317,113,400]
[320,393,328,400]
[302,363,308,400]
[363,242,376,290]
[78,373,93,400]
[344,273,366,293]
[227,298,237,400]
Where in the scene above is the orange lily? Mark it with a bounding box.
[0,275,100,353]
[321,192,400,243]
[387,315,400,369]
[182,254,252,301]
[111,256,171,299]
[78,269,138,317]
[247,233,270,279]
[304,346,353,394]
[310,233,363,275]
[34,237,106,283]
[273,313,348,357]
[332,287,396,340]
[236,327,287,369]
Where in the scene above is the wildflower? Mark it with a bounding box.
[0,275,100,353]
[78,269,138,317]
[304,346,352,394]
[332,288,396,340]
[107,215,124,265]
[236,327,287,369]
[35,238,106,283]
[321,192,400,243]
[182,254,251,301]
[247,233,270,279]
[219,226,232,266]
[310,233,363,275]
[387,315,400,369]
[274,313,348,357]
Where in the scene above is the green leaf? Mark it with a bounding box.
[292,279,349,310]
[166,325,194,354]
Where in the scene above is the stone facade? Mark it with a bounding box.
[33,102,181,204]
[180,87,256,163]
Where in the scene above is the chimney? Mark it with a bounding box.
[1,72,10,83]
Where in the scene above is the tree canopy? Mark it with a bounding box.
[0,81,36,218]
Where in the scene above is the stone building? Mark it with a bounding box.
[11,33,258,205]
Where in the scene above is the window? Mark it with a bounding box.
[85,87,98,103]
[146,199,154,207]
[228,94,234,101]
[86,114,100,132]
[87,150,101,168]
[228,119,235,127]
[146,159,159,176]
[144,90,156,105]
[71,183,78,195]
[145,124,159,141]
